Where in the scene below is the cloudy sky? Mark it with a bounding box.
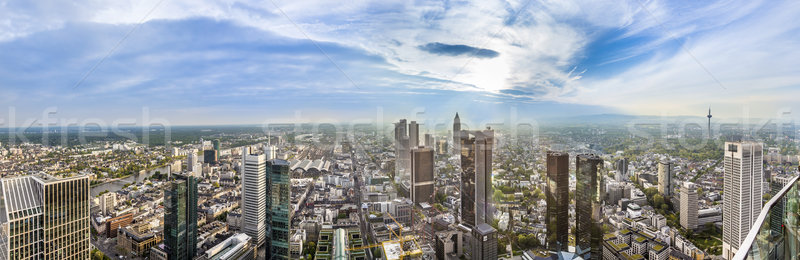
[1,0,799,125]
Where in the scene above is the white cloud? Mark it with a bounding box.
[2,0,799,118]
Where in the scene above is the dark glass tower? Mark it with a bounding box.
[459,129,494,228]
[164,174,198,260]
[546,151,569,252]
[576,154,603,260]
[268,159,291,259]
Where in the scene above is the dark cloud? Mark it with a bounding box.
[418,42,499,58]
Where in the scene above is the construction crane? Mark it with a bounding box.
[347,213,423,260]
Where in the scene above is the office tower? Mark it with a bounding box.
[658,160,673,197]
[394,119,410,180]
[187,152,198,173]
[100,192,116,216]
[546,151,569,252]
[681,182,698,230]
[264,145,277,160]
[213,139,220,152]
[722,141,763,259]
[424,133,434,148]
[472,223,498,260]
[411,146,435,205]
[453,113,461,153]
[203,149,218,164]
[242,148,268,248]
[409,121,420,147]
[268,159,291,259]
[459,128,494,228]
[436,139,448,155]
[575,154,604,260]
[164,174,198,259]
[0,174,90,259]
[615,158,628,182]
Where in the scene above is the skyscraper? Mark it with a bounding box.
[658,159,673,198]
[546,151,569,252]
[0,174,91,259]
[681,182,698,230]
[411,146,435,205]
[242,148,267,248]
[459,128,494,228]
[164,173,198,260]
[453,113,461,153]
[424,133,434,148]
[409,120,420,148]
[722,141,763,259]
[394,119,410,180]
[575,154,604,260]
[268,159,291,259]
[204,149,218,164]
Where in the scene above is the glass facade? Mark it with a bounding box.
[735,175,800,260]
[164,174,197,260]
[268,159,291,259]
[545,151,569,252]
[0,174,90,260]
[576,154,604,260]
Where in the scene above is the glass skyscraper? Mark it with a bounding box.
[575,154,604,260]
[164,174,198,260]
[546,151,569,252]
[268,159,291,259]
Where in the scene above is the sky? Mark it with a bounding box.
[1,0,800,125]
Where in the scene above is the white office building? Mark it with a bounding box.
[722,141,763,259]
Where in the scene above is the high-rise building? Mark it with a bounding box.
[658,160,673,197]
[242,148,268,248]
[411,146,435,205]
[394,119,410,180]
[213,139,220,152]
[203,149,218,164]
[459,128,494,228]
[436,139,448,155]
[424,133,434,148]
[453,113,461,153]
[472,223,498,260]
[187,152,199,175]
[409,121,420,148]
[268,159,291,259]
[722,141,763,259]
[100,192,116,216]
[0,174,91,259]
[164,173,198,260]
[575,154,604,260]
[681,182,698,230]
[546,151,569,252]
[615,158,628,182]
[264,145,277,160]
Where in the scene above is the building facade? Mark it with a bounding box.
[242,149,267,247]
[164,174,198,259]
[0,174,91,259]
[680,182,698,230]
[575,154,604,260]
[411,147,435,205]
[657,160,673,198]
[268,159,291,259]
[459,129,494,228]
[546,151,569,252]
[722,141,763,259]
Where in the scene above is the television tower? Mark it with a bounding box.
[707,107,712,139]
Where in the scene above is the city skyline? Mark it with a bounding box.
[1,1,800,124]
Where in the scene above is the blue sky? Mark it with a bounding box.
[1,0,799,125]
